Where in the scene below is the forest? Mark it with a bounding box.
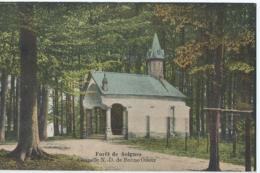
[0,2,256,171]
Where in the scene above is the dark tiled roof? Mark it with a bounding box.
[91,71,186,99]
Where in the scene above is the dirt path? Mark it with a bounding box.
[0,139,244,171]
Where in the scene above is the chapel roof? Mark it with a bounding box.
[90,71,186,99]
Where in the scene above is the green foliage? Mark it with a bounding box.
[31,4,155,95]
[228,62,254,74]
[190,64,214,75]
[155,4,256,76]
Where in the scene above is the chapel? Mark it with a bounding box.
[83,33,190,139]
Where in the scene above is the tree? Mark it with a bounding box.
[38,85,49,141]
[0,70,8,143]
[0,4,19,143]
[9,4,47,161]
[154,3,255,171]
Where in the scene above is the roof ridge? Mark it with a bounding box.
[93,71,152,78]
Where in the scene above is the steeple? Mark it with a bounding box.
[147,33,165,60]
[147,33,165,79]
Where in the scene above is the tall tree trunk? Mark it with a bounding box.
[200,77,205,137]
[252,61,256,171]
[179,28,185,93]
[220,103,227,140]
[189,77,194,136]
[207,5,224,171]
[220,64,227,140]
[195,76,201,136]
[79,79,85,139]
[15,77,21,140]
[66,94,71,134]
[37,85,42,132]
[53,89,59,136]
[9,4,47,161]
[72,95,76,137]
[60,91,63,136]
[65,94,69,134]
[205,76,211,134]
[228,73,235,139]
[38,85,48,141]
[10,75,15,134]
[232,115,237,157]
[52,90,55,135]
[79,94,85,138]
[245,114,251,171]
[0,70,8,143]
[7,75,15,135]
[37,84,43,137]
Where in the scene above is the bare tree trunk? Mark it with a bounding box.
[7,75,15,135]
[10,75,15,134]
[60,91,63,136]
[220,71,227,140]
[38,85,48,141]
[207,110,220,171]
[195,76,201,136]
[66,94,71,134]
[79,94,85,138]
[53,89,59,136]
[232,115,237,157]
[228,73,234,140]
[189,78,194,136]
[37,85,42,133]
[15,77,21,140]
[65,94,70,134]
[252,66,256,171]
[200,77,205,137]
[52,90,55,135]
[245,114,251,171]
[79,79,85,139]
[0,70,8,143]
[205,78,211,134]
[207,5,224,171]
[72,95,76,137]
[9,4,48,161]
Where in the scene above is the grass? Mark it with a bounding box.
[46,135,78,141]
[0,150,97,170]
[116,137,247,166]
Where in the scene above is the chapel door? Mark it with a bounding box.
[111,104,123,135]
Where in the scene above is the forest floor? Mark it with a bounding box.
[116,137,248,166]
[0,149,96,170]
[0,139,245,171]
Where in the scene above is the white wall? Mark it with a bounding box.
[102,96,190,138]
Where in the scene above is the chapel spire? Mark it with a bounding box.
[147,33,165,60]
[147,33,165,79]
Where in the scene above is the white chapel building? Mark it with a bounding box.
[83,33,190,139]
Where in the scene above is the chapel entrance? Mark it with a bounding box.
[91,107,106,135]
[111,104,124,135]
